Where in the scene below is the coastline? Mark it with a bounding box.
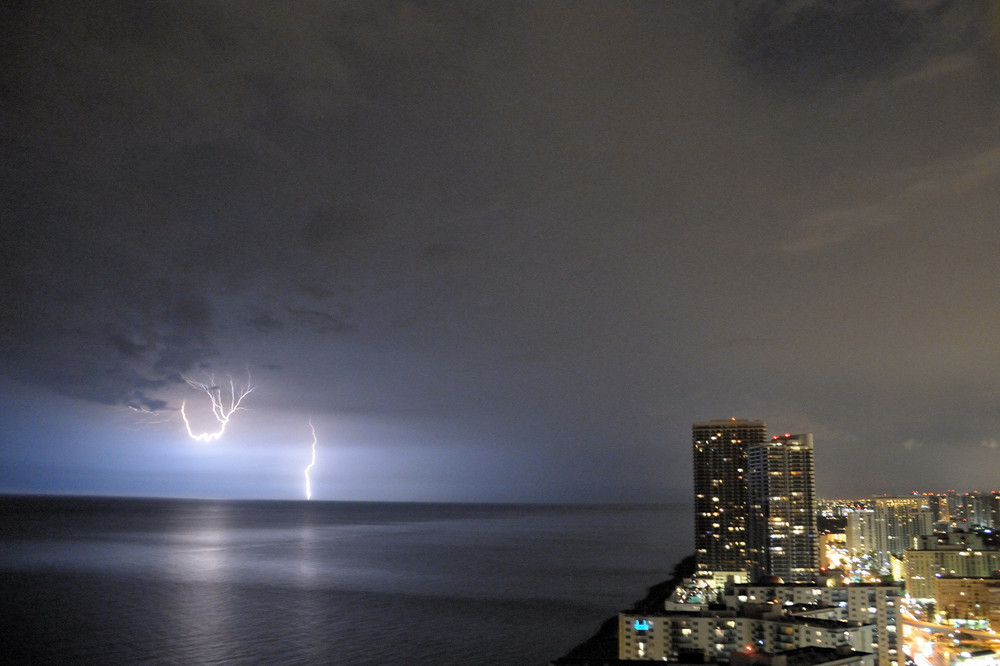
[550,553,697,664]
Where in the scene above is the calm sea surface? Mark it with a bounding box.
[0,496,692,665]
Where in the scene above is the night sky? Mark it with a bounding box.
[3,1,1000,502]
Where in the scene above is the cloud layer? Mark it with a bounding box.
[3,1,1000,500]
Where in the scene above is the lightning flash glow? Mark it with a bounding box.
[304,420,318,500]
[180,374,255,442]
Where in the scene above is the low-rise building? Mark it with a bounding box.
[724,582,902,666]
[553,645,874,666]
[732,646,876,666]
[619,608,873,662]
[904,532,1000,601]
[932,577,1000,628]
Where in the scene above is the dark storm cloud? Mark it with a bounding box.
[247,314,284,334]
[296,283,343,301]
[422,243,469,262]
[124,391,170,414]
[301,204,371,248]
[735,0,923,91]
[0,0,452,407]
[0,126,222,403]
[285,308,357,335]
[3,1,1000,500]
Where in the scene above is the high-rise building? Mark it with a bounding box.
[846,497,934,570]
[939,490,960,523]
[871,496,934,564]
[960,491,1000,529]
[692,419,766,576]
[846,510,878,557]
[747,433,819,582]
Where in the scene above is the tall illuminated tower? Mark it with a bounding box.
[747,433,819,583]
[692,419,767,576]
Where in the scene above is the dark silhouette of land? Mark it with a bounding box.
[550,553,697,665]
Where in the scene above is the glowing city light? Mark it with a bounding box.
[180,374,255,442]
[304,419,318,500]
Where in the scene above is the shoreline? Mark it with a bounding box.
[550,553,697,664]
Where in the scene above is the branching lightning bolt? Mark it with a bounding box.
[180,374,255,442]
[305,419,318,500]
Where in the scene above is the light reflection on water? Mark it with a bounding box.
[2,497,692,665]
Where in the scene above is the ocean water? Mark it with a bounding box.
[0,496,692,665]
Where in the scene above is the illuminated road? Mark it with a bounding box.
[901,605,1000,666]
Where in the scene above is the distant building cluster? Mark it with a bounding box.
[616,418,1000,666]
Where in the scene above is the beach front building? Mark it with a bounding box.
[619,607,874,662]
[746,434,819,583]
[724,582,902,666]
[730,646,876,666]
[693,419,767,578]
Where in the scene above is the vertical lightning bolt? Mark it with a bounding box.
[304,420,318,500]
[180,374,255,442]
